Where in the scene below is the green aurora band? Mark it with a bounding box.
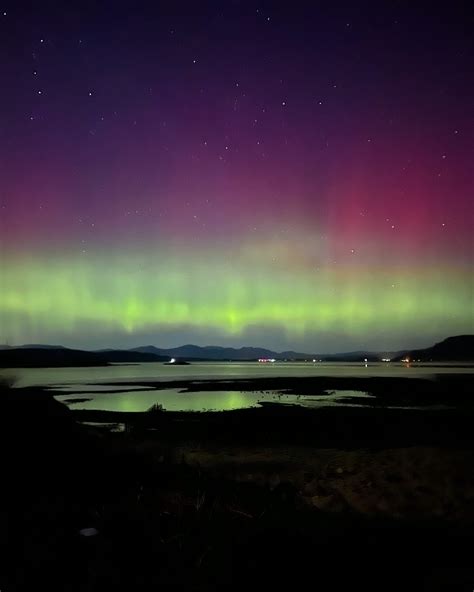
[1,245,472,349]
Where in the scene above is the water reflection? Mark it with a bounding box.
[55,389,371,412]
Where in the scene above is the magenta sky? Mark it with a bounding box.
[1,2,473,351]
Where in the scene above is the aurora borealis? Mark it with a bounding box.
[1,2,473,352]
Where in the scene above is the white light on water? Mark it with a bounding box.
[79,528,99,537]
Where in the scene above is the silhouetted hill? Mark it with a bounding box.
[132,344,313,360]
[0,347,167,368]
[392,335,474,362]
[0,348,104,368]
[20,343,68,349]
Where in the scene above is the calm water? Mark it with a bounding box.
[6,361,473,388]
[4,361,472,413]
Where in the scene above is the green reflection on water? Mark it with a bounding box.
[56,389,370,412]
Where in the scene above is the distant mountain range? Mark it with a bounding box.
[0,342,390,362]
[1,335,473,368]
[132,344,312,360]
[131,344,393,362]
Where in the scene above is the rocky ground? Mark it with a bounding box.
[167,444,474,520]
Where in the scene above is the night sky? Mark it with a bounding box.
[1,1,473,352]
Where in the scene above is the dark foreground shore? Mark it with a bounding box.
[1,375,474,591]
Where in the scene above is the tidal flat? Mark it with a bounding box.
[1,374,474,591]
